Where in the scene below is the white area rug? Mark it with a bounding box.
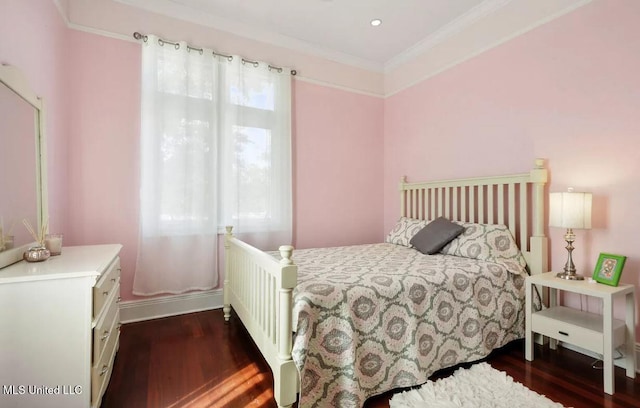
[389,362,566,408]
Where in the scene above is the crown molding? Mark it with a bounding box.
[385,0,512,73]
[294,75,384,99]
[55,0,135,44]
[53,0,70,26]
[384,0,594,97]
[67,21,136,43]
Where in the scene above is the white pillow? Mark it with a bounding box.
[385,217,430,247]
[440,222,527,274]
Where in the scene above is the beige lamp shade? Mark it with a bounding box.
[549,190,592,229]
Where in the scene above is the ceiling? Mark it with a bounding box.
[115,0,513,71]
[112,0,591,73]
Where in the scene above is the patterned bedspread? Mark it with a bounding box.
[288,243,527,408]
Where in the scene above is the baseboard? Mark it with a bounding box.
[119,289,224,324]
[559,342,640,374]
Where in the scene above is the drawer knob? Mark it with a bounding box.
[101,330,110,341]
[111,278,117,283]
[117,296,122,303]
[103,290,109,296]
[100,365,109,376]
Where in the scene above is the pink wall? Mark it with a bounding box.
[293,81,384,249]
[65,30,141,300]
[384,0,640,336]
[0,0,70,236]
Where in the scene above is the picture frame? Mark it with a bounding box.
[592,253,626,286]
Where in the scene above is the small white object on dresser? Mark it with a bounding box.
[0,244,122,408]
[525,271,636,395]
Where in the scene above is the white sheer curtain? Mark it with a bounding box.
[133,35,292,296]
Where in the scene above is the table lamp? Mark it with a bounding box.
[549,188,592,280]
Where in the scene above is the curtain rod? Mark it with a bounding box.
[133,32,297,76]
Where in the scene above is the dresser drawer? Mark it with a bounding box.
[93,257,120,318]
[93,293,120,363]
[91,315,120,408]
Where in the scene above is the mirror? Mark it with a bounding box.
[0,64,47,269]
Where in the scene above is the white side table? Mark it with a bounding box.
[525,272,636,395]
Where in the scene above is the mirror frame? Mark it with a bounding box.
[0,64,48,269]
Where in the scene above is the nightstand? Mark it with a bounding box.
[525,271,636,395]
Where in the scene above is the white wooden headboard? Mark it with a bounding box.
[399,159,548,275]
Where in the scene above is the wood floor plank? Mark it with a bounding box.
[102,309,639,408]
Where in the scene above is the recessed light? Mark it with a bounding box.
[370,19,382,27]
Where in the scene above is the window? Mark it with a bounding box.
[134,35,292,296]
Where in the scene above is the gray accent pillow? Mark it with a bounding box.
[410,217,465,255]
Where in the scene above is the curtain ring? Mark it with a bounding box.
[242,58,259,67]
[174,43,180,50]
[214,52,234,62]
[158,38,164,46]
[133,32,148,42]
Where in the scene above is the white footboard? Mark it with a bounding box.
[223,227,298,408]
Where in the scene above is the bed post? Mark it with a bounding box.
[399,176,407,218]
[275,245,297,408]
[278,245,296,360]
[223,226,233,322]
[528,158,548,276]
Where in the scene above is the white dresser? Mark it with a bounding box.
[0,244,122,408]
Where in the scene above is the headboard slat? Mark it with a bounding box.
[461,187,467,222]
[444,187,450,218]
[508,183,516,238]
[452,187,458,221]
[488,186,494,224]
[469,186,476,223]
[520,183,528,252]
[478,186,485,224]
[498,185,505,225]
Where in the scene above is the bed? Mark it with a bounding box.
[223,159,549,407]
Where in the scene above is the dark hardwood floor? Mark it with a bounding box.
[102,309,639,408]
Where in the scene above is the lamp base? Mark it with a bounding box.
[556,272,584,280]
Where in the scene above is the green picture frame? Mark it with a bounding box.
[592,253,626,286]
